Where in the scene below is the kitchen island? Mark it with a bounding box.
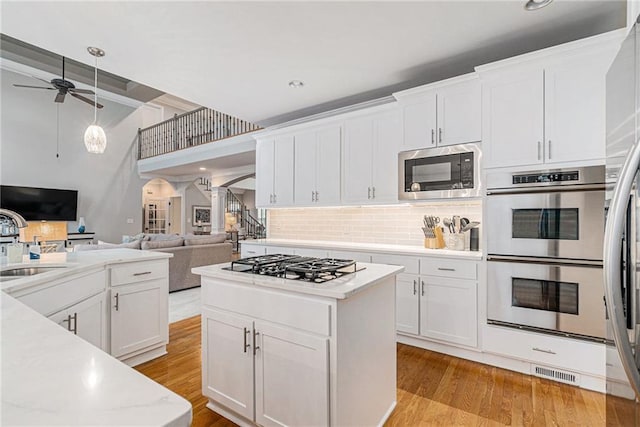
[193,259,403,427]
[1,249,192,426]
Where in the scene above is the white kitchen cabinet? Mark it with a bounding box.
[254,320,329,427]
[481,46,615,169]
[48,291,108,351]
[396,75,481,151]
[110,278,168,359]
[256,136,294,207]
[395,273,419,335]
[419,276,477,347]
[202,307,255,420]
[294,126,341,206]
[343,108,401,204]
[241,244,266,257]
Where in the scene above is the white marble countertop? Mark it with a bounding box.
[0,249,172,294]
[1,292,192,426]
[242,238,483,260]
[193,262,404,299]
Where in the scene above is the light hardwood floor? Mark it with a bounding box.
[135,315,635,426]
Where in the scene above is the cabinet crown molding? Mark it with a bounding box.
[475,28,626,76]
[392,72,478,101]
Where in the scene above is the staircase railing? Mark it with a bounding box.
[138,107,262,160]
[226,189,266,239]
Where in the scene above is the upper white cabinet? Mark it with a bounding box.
[256,136,294,207]
[343,108,401,204]
[480,36,620,169]
[294,126,341,206]
[395,75,481,151]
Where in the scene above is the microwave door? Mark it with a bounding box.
[405,155,461,192]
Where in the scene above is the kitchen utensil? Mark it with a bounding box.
[453,216,461,233]
[443,218,454,233]
[461,221,480,233]
[460,218,470,229]
[434,227,446,249]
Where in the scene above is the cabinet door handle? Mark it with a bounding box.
[537,141,542,160]
[547,140,552,159]
[315,191,318,202]
[413,280,417,295]
[431,129,435,144]
[243,327,251,353]
[133,271,152,276]
[437,267,455,271]
[63,314,73,332]
[367,187,371,199]
[269,194,273,203]
[421,280,425,296]
[439,128,443,144]
[114,292,119,311]
[532,347,556,355]
[372,187,376,199]
[71,312,77,335]
[253,330,260,355]
[273,194,277,204]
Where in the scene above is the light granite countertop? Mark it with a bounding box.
[193,261,405,299]
[242,238,483,260]
[0,249,172,294]
[0,249,191,426]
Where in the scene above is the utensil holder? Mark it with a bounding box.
[434,227,446,249]
[446,233,465,251]
[424,238,439,249]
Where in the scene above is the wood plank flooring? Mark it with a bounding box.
[136,315,634,426]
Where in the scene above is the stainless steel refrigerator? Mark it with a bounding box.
[604,15,640,422]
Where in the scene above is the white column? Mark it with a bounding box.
[210,187,227,234]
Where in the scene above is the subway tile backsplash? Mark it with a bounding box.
[267,201,482,247]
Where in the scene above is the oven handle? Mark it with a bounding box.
[486,183,605,195]
[486,255,602,268]
[604,137,640,399]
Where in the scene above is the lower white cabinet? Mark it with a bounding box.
[203,309,330,427]
[48,291,108,351]
[420,276,477,347]
[395,273,420,335]
[110,278,168,359]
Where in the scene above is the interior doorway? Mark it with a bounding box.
[142,178,180,235]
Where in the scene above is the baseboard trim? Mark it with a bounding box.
[206,401,255,427]
[120,345,167,367]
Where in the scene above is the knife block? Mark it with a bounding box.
[424,238,439,249]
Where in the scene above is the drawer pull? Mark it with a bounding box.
[437,267,456,272]
[532,347,556,355]
[133,271,152,276]
[114,292,119,311]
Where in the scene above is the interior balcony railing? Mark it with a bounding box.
[138,107,261,160]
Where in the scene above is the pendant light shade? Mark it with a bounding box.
[84,47,106,154]
[84,124,107,153]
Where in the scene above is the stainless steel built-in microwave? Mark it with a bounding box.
[398,143,481,200]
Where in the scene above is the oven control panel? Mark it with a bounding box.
[512,171,579,185]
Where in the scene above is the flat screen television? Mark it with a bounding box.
[0,185,78,221]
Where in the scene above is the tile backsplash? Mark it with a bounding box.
[267,201,482,247]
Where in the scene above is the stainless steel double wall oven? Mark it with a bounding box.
[486,166,606,341]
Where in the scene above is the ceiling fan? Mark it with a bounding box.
[13,56,103,109]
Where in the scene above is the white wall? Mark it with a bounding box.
[1,68,162,243]
[184,182,211,233]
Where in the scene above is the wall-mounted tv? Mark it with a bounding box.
[0,185,78,221]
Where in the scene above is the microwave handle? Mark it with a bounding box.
[604,137,640,399]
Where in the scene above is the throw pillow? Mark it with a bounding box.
[141,237,184,250]
[74,240,141,251]
[183,233,227,246]
[147,233,181,241]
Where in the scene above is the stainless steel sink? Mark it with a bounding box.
[0,266,67,278]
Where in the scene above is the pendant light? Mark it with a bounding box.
[84,46,107,154]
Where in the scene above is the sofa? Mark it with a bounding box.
[75,233,232,292]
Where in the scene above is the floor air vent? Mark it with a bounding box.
[531,365,580,386]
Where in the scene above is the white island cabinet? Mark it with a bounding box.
[193,262,403,427]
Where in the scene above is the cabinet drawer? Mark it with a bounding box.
[110,260,168,287]
[202,277,331,336]
[420,258,477,280]
[15,269,106,316]
[241,245,266,257]
[483,325,605,377]
[371,254,419,275]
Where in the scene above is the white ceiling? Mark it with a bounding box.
[1,1,626,126]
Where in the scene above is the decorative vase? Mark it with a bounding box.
[78,217,86,234]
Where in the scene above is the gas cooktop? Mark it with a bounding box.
[224,254,360,283]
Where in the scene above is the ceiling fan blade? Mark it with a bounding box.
[55,92,66,103]
[71,92,103,109]
[68,88,95,95]
[13,84,55,90]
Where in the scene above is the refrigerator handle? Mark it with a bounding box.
[604,137,640,398]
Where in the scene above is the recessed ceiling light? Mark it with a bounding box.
[288,80,304,88]
[199,167,207,171]
[524,0,553,11]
